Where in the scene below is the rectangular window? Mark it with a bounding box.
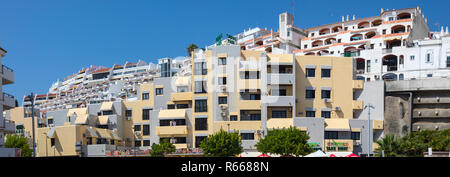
[367,60,371,73]
[306,89,315,99]
[195,136,207,148]
[143,140,151,146]
[249,94,261,100]
[321,69,331,78]
[447,55,450,67]
[102,110,113,115]
[194,81,207,93]
[126,110,132,118]
[195,118,208,131]
[382,29,387,34]
[321,111,331,118]
[142,93,149,100]
[156,88,163,96]
[279,89,287,96]
[250,114,261,120]
[167,104,175,109]
[321,90,331,99]
[351,132,360,140]
[218,77,227,85]
[410,55,415,61]
[142,109,151,120]
[306,111,315,117]
[134,141,141,147]
[243,71,260,79]
[194,62,207,75]
[426,53,432,62]
[142,125,150,136]
[134,125,141,132]
[241,133,255,140]
[176,104,189,109]
[272,111,287,118]
[218,96,227,104]
[48,119,54,125]
[195,100,208,112]
[218,57,227,65]
[51,138,55,147]
[325,131,338,139]
[306,68,315,77]
[230,115,238,121]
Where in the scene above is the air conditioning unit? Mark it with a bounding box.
[324,98,332,103]
[256,130,263,134]
[221,112,227,117]
[220,105,228,110]
[335,107,342,111]
[49,124,55,127]
[135,131,141,136]
[220,85,227,92]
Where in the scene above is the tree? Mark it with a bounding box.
[4,134,33,157]
[375,134,404,157]
[256,126,313,157]
[149,139,176,157]
[186,43,198,57]
[200,129,243,157]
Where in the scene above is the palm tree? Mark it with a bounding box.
[186,44,198,57]
[375,134,403,157]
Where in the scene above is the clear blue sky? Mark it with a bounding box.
[0,0,448,105]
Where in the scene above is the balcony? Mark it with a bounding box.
[1,65,14,85]
[264,96,295,107]
[156,125,188,137]
[352,100,363,110]
[267,73,295,85]
[0,119,15,133]
[2,92,15,110]
[266,118,293,129]
[238,79,260,90]
[352,80,364,90]
[171,92,192,102]
[239,100,261,110]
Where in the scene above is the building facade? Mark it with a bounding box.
[0,44,15,147]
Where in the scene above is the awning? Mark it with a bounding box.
[86,127,98,138]
[98,116,110,125]
[100,102,114,111]
[66,108,87,118]
[96,128,112,139]
[158,109,186,119]
[47,127,56,138]
[74,115,89,125]
[325,119,350,131]
[109,130,122,140]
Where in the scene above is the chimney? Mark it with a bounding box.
[346,15,349,21]
[442,26,445,35]
[353,15,355,20]
[381,8,384,13]
[446,26,449,34]
[342,16,345,22]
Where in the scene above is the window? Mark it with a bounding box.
[48,119,54,125]
[135,141,141,147]
[241,133,255,140]
[194,81,207,93]
[306,89,315,99]
[176,104,189,109]
[110,140,115,145]
[142,93,149,100]
[218,57,227,65]
[447,55,450,67]
[230,115,238,121]
[321,69,331,78]
[142,109,151,120]
[156,88,163,96]
[427,74,433,77]
[272,111,287,118]
[218,77,227,85]
[244,71,260,79]
[304,45,308,49]
[143,125,150,136]
[218,96,227,104]
[325,131,338,139]
[134,125,141,131]
[306,111,315,117]
[388,17,394,21]
[195,100,208,112]
[102,110,113,115]
[367,60,371,73]
[168,104,175,109]
[382,29,386,34]
[126,110,132,118]
[143,140,151,146]
[351,132,360,140]
[195,136,207,148]
[194,62,207,75]
[410,55,415,61]
[321,90,331,99]
[195,118,208,130]
[306,68,315,77]
[250,114,261,120]
[87,137,92,145]
[426,53,431,62]
[250,94,260,100]
[321,111,331,118]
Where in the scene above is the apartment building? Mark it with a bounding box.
[0,44,15,147]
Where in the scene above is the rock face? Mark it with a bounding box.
[384,95,411,137]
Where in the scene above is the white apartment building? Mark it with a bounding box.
[0,44,15,146]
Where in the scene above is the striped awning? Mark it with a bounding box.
[96,128,112,139]
[98,116,109,125]
[86,127,98,138]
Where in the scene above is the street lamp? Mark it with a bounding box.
[364,104,374,157]
[29,93,36,157]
